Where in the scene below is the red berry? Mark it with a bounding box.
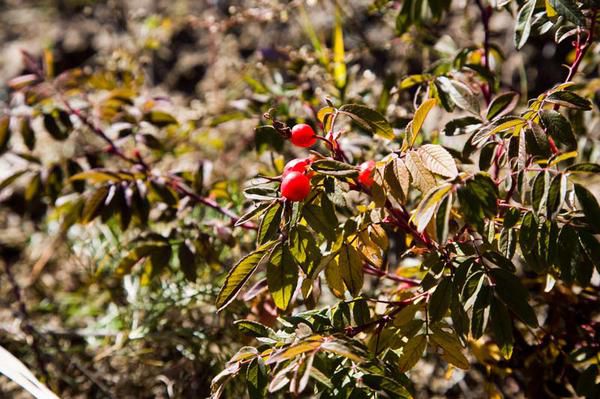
[283,158,311,176]
[358,160,376,188]
[290,124,317,148]
[281,171,311,201]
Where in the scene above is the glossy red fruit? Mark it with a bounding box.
[290,124,317,148]
[283,158,311,176]
[281,171,311,201]
[358,160,376,188]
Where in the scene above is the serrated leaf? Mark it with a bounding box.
[246,357,268,399]
[417,144,458,178]
[546,91,592,110]
[405,150,436,193]
[384,156,410,201]
[514,0,536,49]
[539,110,576,149]
[443,116,482,136]
[574,184,600,233]
[549,0,584,26]
[408,98,437,147]
[258,201,282,244]
[491,268,538,327]
[303,203,337,242]
[436,76,480,114]
[311,159,358,177]
[489,296,514,359]
[338,244,363,296]
[429,277,453,323]
[339,104,394,140]
[412,183,452,232]
[324,257,345,298]
[266,244,298,310]
[486,92,519,120]
[430,328,469,369]
[216,243,274,311]
[398,334,427,372]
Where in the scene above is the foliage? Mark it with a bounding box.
[1,1,600,398]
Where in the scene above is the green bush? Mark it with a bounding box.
[1,1,599,398]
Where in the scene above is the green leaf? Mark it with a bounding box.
[525,125,551,157]
[234,319,276,339]
[81,185,110,224]
[491,268,538,327]
[258,201,282,244]
[489,296,514,359]
[531,171,549,216]
[549,0,585,26]
[266,244,298,310]
[311,159,358,177]
[339,104,394,140]
[546,173,566,218]
[289,225,320,274]
[430,328,469,369]
[443,116,482,136]
[0,115,11,155]
[566,163,600,174]
[43,112,70,141]
[255,126,284,154]
[471,284,491,339]
[578,231,600,273]
[546,91,592,110]
[514,0,536,49]
[574,184,600,233]
[457,173,498,229]
[486,92,519,120]
[436,76,479,114]
[539,110,576,149]
[246,357,268,399]
[361,374,411,398]
[178,241,197,282]
[338,244,363,296]
[216,243,274,311]
[303,204,337,242]
[397,334,427,372]
[143,110,178,127]
[0,170,29,193]
[428,277,453,323]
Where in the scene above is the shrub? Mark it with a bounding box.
[1,1,599,398]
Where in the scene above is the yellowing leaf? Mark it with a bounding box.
[411,183,453,232]
[417,144,459,178]
[405,150,437,193]
[408,98,437,147]
[324,257,345,298]
[333,10,347,90]
[384,156,410,202]
[431,328,469,369]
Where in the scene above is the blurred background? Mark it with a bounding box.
[0,1,597,398]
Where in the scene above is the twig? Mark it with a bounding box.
[475,0,493,104]
[2,261,49,381]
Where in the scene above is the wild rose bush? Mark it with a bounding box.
[1,1,600,398]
